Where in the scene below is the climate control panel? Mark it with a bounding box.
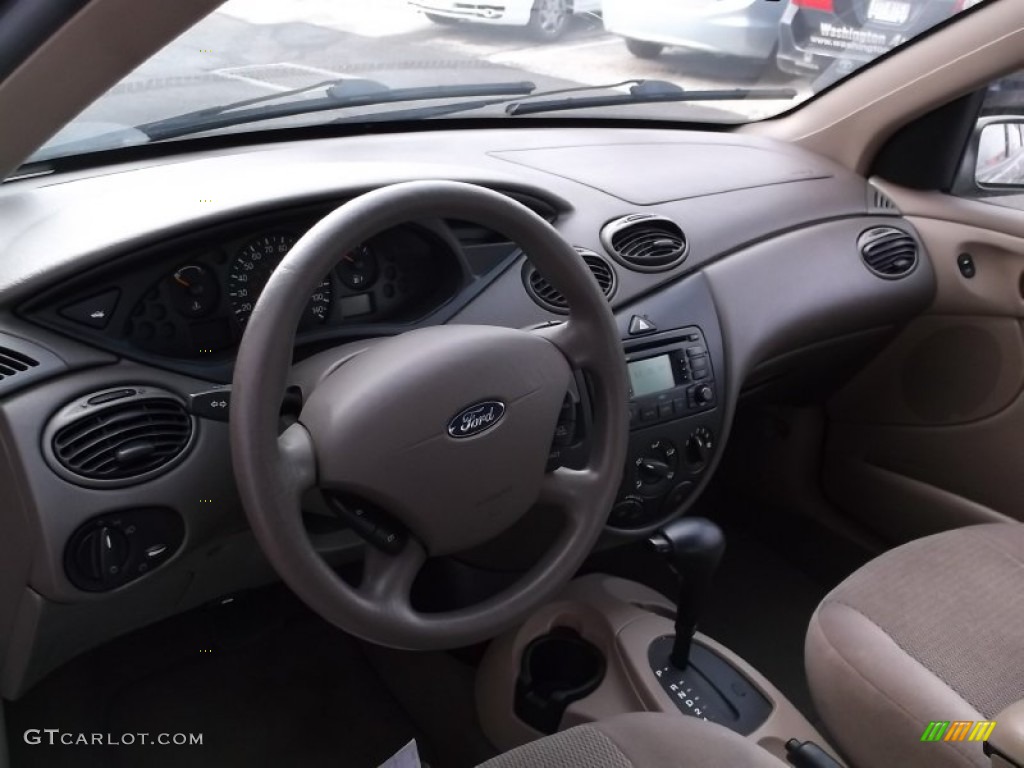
[609,326,723,530]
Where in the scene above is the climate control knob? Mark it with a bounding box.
[610,498,645,528]
[684,428,716,468]
[684,427,714,469]
[634,439,678,493]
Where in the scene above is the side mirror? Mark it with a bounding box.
[974,117,1024,188]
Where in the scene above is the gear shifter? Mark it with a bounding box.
[645,518,772,734]
[648,517,725,669]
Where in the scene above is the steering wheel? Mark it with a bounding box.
[230,181,628,650]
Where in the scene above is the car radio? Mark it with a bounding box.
[626,329,716,427]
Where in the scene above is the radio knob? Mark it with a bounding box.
[694,385,714,405]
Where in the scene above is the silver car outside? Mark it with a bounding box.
[603,0,787,60]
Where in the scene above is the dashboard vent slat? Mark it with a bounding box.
[601,214,687,272]
[50,396,194,484]
[0,346,39,381]
[858,227,919,279]
[524,249,616,314]
[868,185,900,214]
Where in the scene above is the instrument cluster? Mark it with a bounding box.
[123,223,460,359]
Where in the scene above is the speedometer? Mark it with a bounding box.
[228,234,332,326]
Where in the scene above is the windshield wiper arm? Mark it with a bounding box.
[134,79,537,141]
[504,80,797,116]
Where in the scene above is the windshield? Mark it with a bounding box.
[29,0,990,164]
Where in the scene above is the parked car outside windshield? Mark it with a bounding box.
[777,0,985,87]
[407,0,601,40]
[602,0,787,72]
[24,0,992,169]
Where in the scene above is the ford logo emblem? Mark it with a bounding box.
[448,400,506,438]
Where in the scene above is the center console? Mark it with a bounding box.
[610,325,724,530]
[475,574,844,766]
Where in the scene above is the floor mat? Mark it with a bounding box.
[5,588,441,768]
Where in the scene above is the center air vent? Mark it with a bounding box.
[46,388,195,488]
[601,214,687,272]
[524,248,616,314]
[858,227,919,279]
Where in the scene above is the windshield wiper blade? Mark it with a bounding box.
[325,78,741,124]
[505,80,797,116]
[134,79,537,141]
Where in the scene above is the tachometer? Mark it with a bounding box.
[228,234,332,326]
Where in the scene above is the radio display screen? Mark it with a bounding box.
[628,354,675,398]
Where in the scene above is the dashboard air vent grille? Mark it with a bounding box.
[868,185,900,214]
[52,397,193,482]
[524,249,616,314]
[601,214,687,272]
[858,227,918,279]
[0,346,39,381]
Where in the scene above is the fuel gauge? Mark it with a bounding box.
[168,264,219,318]
[336,244,378,291]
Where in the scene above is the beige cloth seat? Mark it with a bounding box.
[477,712,787,767]
[806,522,1024,768]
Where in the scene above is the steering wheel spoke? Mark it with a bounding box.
[358,538,427,611]
[530,320,591,368]
[538,467,601,520]
[277,422,317,495]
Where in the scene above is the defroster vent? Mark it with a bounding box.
[858,227,919,279]
[0,346,38,381]
[524,248,616,314]
[601,214,687,272]
[46,388,195,487]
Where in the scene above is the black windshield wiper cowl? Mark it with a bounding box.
[504,79,798,116]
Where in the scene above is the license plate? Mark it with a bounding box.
[867,0,910,24]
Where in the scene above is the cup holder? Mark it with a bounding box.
[513,627,606,734]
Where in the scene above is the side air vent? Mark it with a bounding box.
[0,346,39,381]
[524,248,616,314]
[867,185,900,214]
[601,214,687,272]
[0,332,63,397]
[858,227,919,279]
[46,388,195,488]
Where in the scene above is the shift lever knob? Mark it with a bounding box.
[648,517,725,669]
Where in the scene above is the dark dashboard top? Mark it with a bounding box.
[0,126,875,383]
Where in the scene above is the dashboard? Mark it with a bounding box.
[0,126,935,698]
